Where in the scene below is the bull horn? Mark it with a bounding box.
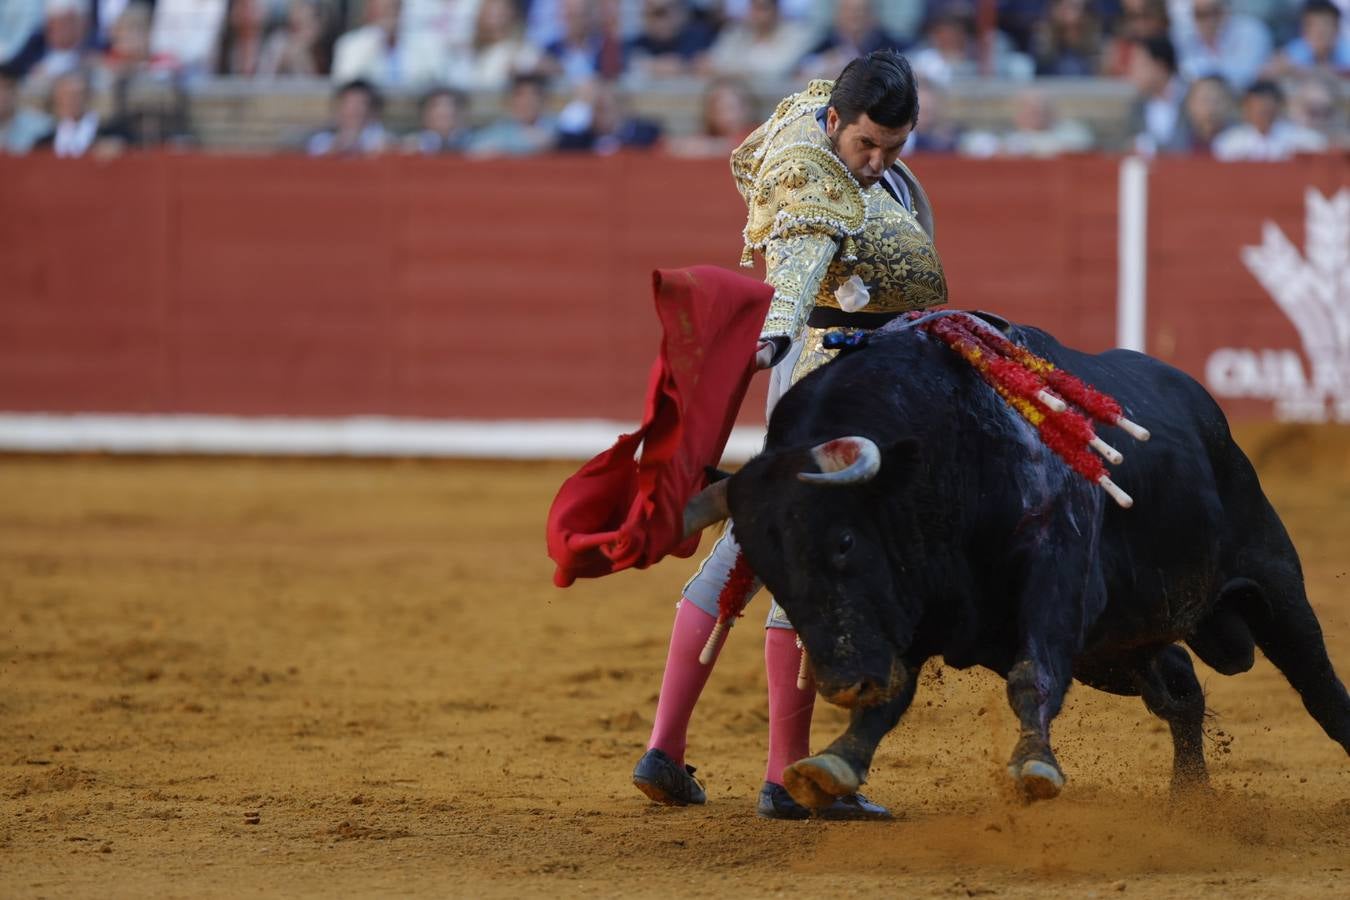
[682,478,730,537]
[798,436,881,485]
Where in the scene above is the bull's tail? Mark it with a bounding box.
[1228,572,1350,755]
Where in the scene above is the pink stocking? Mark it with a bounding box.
[646,599,728,766]
[764,627,814,786]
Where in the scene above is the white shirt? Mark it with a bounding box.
[1213,120,1329,161]
[53,112,99,158]
[1135,79,1183,155]
[0,0,43,65]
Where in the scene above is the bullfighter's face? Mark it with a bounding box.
[825,108,912,190]
[727,442,921,709]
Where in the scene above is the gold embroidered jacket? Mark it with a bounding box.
[730,79,948,360]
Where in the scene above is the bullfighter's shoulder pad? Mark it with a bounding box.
[733,81,866,265]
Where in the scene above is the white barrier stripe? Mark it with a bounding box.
[1116,155,1149,353]
[0,414,769,463]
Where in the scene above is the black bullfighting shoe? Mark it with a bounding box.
[757,783,892,821]
[756,782,811,819]
[632,748,707,806]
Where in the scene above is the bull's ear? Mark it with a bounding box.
[879,438,922,491]
[703,466,733,484]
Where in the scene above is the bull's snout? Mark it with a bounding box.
[821,677,889,709]
[816,656,908,709]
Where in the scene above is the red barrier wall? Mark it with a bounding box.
[1,154,1342,424]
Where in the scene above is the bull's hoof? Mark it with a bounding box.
[1169,774,1217,809]
[1008,758,1065,801]
[782,754,861,810]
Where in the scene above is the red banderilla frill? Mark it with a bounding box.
[917,312,1149,508]
[698,548,757,665]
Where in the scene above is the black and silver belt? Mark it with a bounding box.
[807,307,907,330]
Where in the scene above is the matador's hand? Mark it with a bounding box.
[754,340,777,370]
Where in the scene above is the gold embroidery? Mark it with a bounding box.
[730,79,948,356]
[815,186,948,314]
[790,325,847,384]
[731,80,865,264]
[743,142,865,254]
[761,232,837,341]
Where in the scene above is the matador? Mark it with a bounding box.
[633,51,950,819]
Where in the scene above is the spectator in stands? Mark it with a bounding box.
[96,2,176,86]
[25,0,91,89]
[217,0,269,76]
[92,3,192,149]
[1213,78,1328,158]
[331,0,445,90]
[402,0,481,60]
[148,0,232,74]
[1265,0,1350,76]
[0,63,52,153]
[665,75,755,156]
[116,75,194,148]
[1100,0,1170,78]
[717,0,816,21]
[90,0,150,50]
[797,0,902,80]
[0,0,44,76]
[999,0,1050,54]
[908,1,1035,85]
[592,0,631,79]
[627,0,717,80]
[1164,74,1237,154]
[404,86,470,154]
[1227,1,1304,45]
[569,0,626,79]
[904,76,962,153]
[258,0,332,77]
[1286,72,1345,146]
[525,0,568,49]
[556,78,662,153]
[959,87,1094,156]
[703,0,814,79]
[464,70,556,156]
[452,0,544,91]
[305,78,389,156]
[33,67,130,156]
[1173,0,1273,88]
[542,0,605,86]
[1127,34,1185,154]
[1030,0,1104,75]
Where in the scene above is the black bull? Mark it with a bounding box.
[687,319,1350,809]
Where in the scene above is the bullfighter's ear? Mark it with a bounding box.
[880,438,922,490]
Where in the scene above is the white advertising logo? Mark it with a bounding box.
[1205,188,1350,422]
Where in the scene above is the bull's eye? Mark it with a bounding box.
[830,531,854,570]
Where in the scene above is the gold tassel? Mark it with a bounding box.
[740,244,755,267]
[842,235,858,260]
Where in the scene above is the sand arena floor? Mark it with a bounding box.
[2,424,1349,898]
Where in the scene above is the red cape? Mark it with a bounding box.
[546,266,772,587]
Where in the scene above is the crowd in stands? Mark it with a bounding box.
[0,0,1347,160]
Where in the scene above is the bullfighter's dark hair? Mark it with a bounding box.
[828,50,920,130]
